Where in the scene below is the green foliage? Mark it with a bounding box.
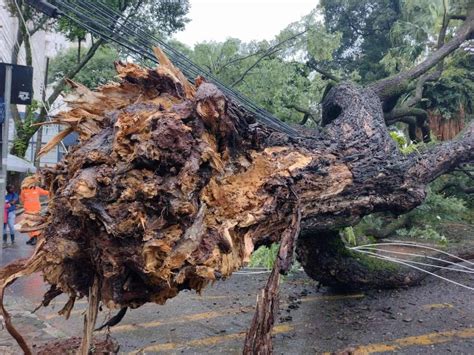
[11,100,41,158]
[248,243,301,274]
[389,130,422,154]
[342,227,357,246]
[56,0,190,42]
[320,0,402,83]
[49,45,120,89]
[249,244,279,269]
[354,183,470,244]
[395,225,447,244]
[389,130,408,148]
[186,9,340,125]
[381,0,472,117]
[5,0,52,31]
[424,51,474,117]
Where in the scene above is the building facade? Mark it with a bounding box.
[1,0,71,167]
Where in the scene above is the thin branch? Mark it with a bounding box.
[307,57,341,82]
[384,107,427,125]
[30,15,48,36]
[365,214,412,240]
[404,70,441,107]
[219,48,267,72]
[285,103,319,125]
[231,30,308,87]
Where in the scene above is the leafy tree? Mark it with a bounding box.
[186,10,341,126]
[49,45,120,89]
[320,0,402,83]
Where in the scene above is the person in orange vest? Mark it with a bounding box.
[20,177,49,246]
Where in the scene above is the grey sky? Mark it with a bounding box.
[174,0,318,47]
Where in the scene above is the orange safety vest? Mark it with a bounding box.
[20,187,49,214]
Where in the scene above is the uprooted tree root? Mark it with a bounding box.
[0,47,472,353]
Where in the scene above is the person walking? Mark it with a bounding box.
[3,185,19,247]
[20,178,49,246]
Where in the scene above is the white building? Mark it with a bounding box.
[0,0,72,167]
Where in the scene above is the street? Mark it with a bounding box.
[1,232,473,354]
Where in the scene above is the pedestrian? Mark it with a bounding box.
[20,177,49,246]
[3,201,11,248]
[3,185,19,247]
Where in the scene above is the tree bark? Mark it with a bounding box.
[14,54,474,303]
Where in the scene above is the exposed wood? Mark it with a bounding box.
[244,208,300,353]
[80,276,100,355]
[429,109,466,141]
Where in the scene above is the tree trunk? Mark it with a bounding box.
[0,50,472,352]
[10,48,473,303]
[297,231,474,290]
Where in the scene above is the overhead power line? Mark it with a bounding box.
[26,0,300,137]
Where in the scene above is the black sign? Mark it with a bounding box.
[0,63,34,105]
[0,96,4,124]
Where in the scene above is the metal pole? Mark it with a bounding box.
[0,65,12,230]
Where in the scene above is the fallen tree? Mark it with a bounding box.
[0,11,473,351]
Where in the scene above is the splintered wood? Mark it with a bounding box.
[2,48,310,336]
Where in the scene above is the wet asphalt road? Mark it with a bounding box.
[1,232,473,354]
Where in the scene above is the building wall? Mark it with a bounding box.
[0,0,72,167]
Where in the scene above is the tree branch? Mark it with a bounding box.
[384,107,427,125]
[218,49,267,72]
[439,181,474,195]
[404,70,442,107]
[369,8,474,103]
[366,214,412,240]
[307,57,341,82]
[45,38,105,108]
[284,103,319,125]
[407,120,474,185]
[30,15,48,36]
[231,30,308,87]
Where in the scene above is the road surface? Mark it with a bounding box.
[1,231,473,354]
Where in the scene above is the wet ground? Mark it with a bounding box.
[1,232,473,354]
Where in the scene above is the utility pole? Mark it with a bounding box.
[34,57,50,168]
[0,65,12,229]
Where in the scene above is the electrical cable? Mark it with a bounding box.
[47,0,300,137]
[351,248,474,291]
[353,247,474,274]
[351,246,474,272]
[86,0,298,131]
[351,242,474,266]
